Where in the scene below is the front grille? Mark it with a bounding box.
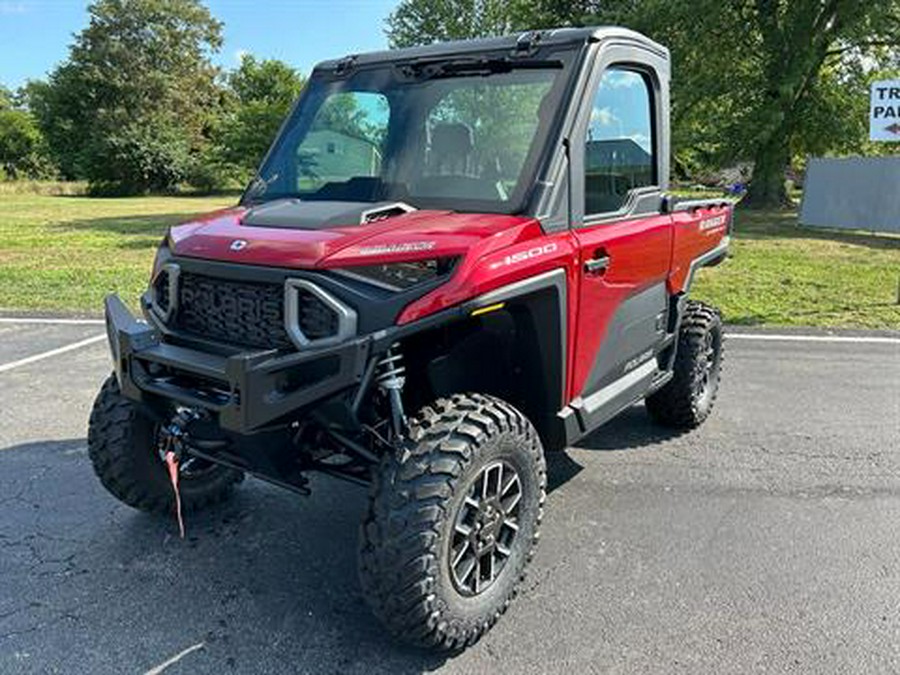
[171,272,343,351]
[175,273,292,350]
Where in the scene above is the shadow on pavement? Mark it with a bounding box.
[0,439,448,674]
[545,404,682,494]
[0,409,683,671]
[575,404,684,453]
[545,452,583,494]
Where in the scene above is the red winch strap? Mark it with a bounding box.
[164,450,186,539]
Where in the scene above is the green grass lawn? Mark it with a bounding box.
[0,193,234,314]
[0,192,898,329]
[692,210,899,329]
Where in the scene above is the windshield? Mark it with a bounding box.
[245,48,578,213]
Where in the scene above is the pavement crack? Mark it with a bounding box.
[0,606,82,642]
[752,443,884,464]
[0,604,36,621]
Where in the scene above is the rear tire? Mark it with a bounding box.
[358,393,546,651]
[645,300,724,429]
[87,374,242,515]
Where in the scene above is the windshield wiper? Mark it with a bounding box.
[398,57,562,81]
[241,172,280,205]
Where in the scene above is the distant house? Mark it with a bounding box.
[300,130,381,182]
[586,138,652,175]
[585,139,653,212]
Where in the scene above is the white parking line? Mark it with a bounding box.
[143,642,205,675]
[0,317,105,325]
[728,333,900,345]
[0,334,107,373]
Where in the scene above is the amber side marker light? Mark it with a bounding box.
[470,302,505,317]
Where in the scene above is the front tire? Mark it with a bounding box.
[359,393,546,651]
[87,374,242,515]
[645,300,724,429]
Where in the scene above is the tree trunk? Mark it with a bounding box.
[743,135,793,209]
[742,0,842,210]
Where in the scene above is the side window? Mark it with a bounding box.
[584,68,655,215]
[295,91,390,192]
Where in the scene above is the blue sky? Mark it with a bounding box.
[0,0,398,90]
[589,69,652,152]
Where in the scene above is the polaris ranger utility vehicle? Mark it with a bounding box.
[90,27,731,650]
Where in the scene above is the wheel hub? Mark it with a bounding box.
[694,331,719,398]
[450,460,523,596]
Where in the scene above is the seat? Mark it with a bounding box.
[415,122,500,200]
[427,122,475,176]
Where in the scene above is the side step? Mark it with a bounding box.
[568,360,659,433]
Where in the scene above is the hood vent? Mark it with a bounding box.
[360,202,416,225]
[241,199,417,230]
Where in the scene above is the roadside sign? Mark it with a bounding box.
[870,80,900,142]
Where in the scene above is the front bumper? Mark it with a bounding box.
[105,294,370,433]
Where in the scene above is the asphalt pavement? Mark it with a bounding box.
[1,320,899,674]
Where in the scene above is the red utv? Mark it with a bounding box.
[90,27,731,650]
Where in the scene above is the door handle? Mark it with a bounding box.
[584,255,610,275]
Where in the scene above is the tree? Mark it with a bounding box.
[0,109,51,179]
[0,85,13,111]
[0,82,54,179]
[734,0,900,207]
[215,55,305,180]
[657,0,900,208]
[31,0,224,193]
[387,0,518,47]
[385,0,600,47]
[385,0,900,208]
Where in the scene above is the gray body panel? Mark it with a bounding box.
[579,282,668,396]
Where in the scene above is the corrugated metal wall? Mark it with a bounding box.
[800,157,900,234]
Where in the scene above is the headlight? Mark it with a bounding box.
[151,232,173,278]
[149,234,178,321]
[342,258,457,291]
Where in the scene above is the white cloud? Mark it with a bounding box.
[591,106,619,127]
[600,70,642,90]
[0,2,28,14]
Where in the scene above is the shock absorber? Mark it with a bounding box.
[376,346,407,439]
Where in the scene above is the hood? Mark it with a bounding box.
[169,199,541,269]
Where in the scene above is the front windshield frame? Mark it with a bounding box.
[242,45,582,215]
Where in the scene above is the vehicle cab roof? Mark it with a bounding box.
[314,26,669,72]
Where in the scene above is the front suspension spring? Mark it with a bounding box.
[376,347,407,438]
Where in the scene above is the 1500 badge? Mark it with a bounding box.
[489,243,558,270]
